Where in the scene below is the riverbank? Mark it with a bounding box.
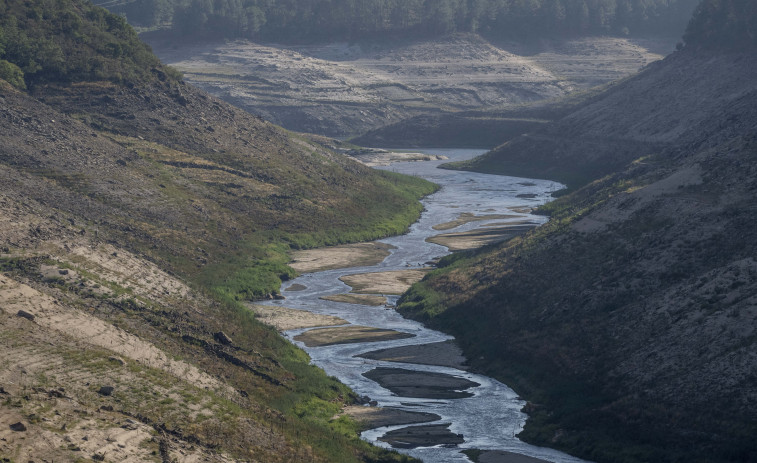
[256,149,575,462]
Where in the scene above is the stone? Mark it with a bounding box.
[16,310,34,321]
[9,422,27,432]
[214,331,233,345]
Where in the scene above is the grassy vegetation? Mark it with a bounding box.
[0,2,439,459]
[0,0,180,87]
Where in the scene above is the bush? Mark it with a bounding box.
[0,59,25,89]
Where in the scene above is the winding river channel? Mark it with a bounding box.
[262,149,588,463]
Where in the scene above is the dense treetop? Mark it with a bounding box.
[106,0,700,42]
[0,0,177,89]
[684,0,757,49]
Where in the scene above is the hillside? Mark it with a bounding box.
[149,34,673,137]
[397,2,757,462]
[444,43,757,188]
[112,0,698,43]
[0,1,433,461]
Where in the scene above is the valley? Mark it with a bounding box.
[258,149,574,462]
[2,0,756,462]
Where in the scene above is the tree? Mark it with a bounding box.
[0,59,26,89]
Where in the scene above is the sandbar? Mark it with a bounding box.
[432,213,520,231]
[321,293,388,306]
[427,224,536,251]
[340,405,440,430]
[350,150,448,167]
[358,340,468,370]
[293,326,415,347]
[289,242,395,273]
[363,367,479,399]
[284,283,307,291]
[247,304,348,331]
[339,269,429,295]
[379,423,464,449]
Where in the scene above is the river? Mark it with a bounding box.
[262,149,588,463]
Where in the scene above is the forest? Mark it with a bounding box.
[0,0,176,88]
[103,0,700,42]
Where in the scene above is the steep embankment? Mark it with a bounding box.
[1,1,432,461]
[445,46,757,188]
[398,3,757,462]
[148,34,672,138]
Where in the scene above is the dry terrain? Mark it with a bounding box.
[432,213,519,231]
[340,406,440,430]
[0,196,273,462]
[427,223,537,251]
[289,242,395,273]
[247,304,348,331]
[147,34,674,137]
[293,326,415,348]
[339,270,430,295]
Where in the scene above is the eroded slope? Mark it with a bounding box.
[397,42,757,463]
[148,34,672,137]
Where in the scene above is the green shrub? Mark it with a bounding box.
[0,59,25,89]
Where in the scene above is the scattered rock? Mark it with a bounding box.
[97,386,114,396]
[9,422,27,432]
[108,356,125,366]
[356,395,372,405]
[214,331,233,345]
[16,310,35,321]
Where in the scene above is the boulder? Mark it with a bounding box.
[214,331,233,345]
[108,356,125,366]
[9,422,27,432]
[16,310,35,321]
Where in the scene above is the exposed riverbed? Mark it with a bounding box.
[261,149,587,463]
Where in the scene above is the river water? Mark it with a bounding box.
[263,149,587,463]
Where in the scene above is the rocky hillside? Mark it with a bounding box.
[1,1,433,461]
[446,43,757,188]
[398,2,757,463]
[148,34,673,138]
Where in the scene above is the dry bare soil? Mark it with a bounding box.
[147,34,674,137]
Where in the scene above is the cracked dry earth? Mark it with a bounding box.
[148,34,675,137]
